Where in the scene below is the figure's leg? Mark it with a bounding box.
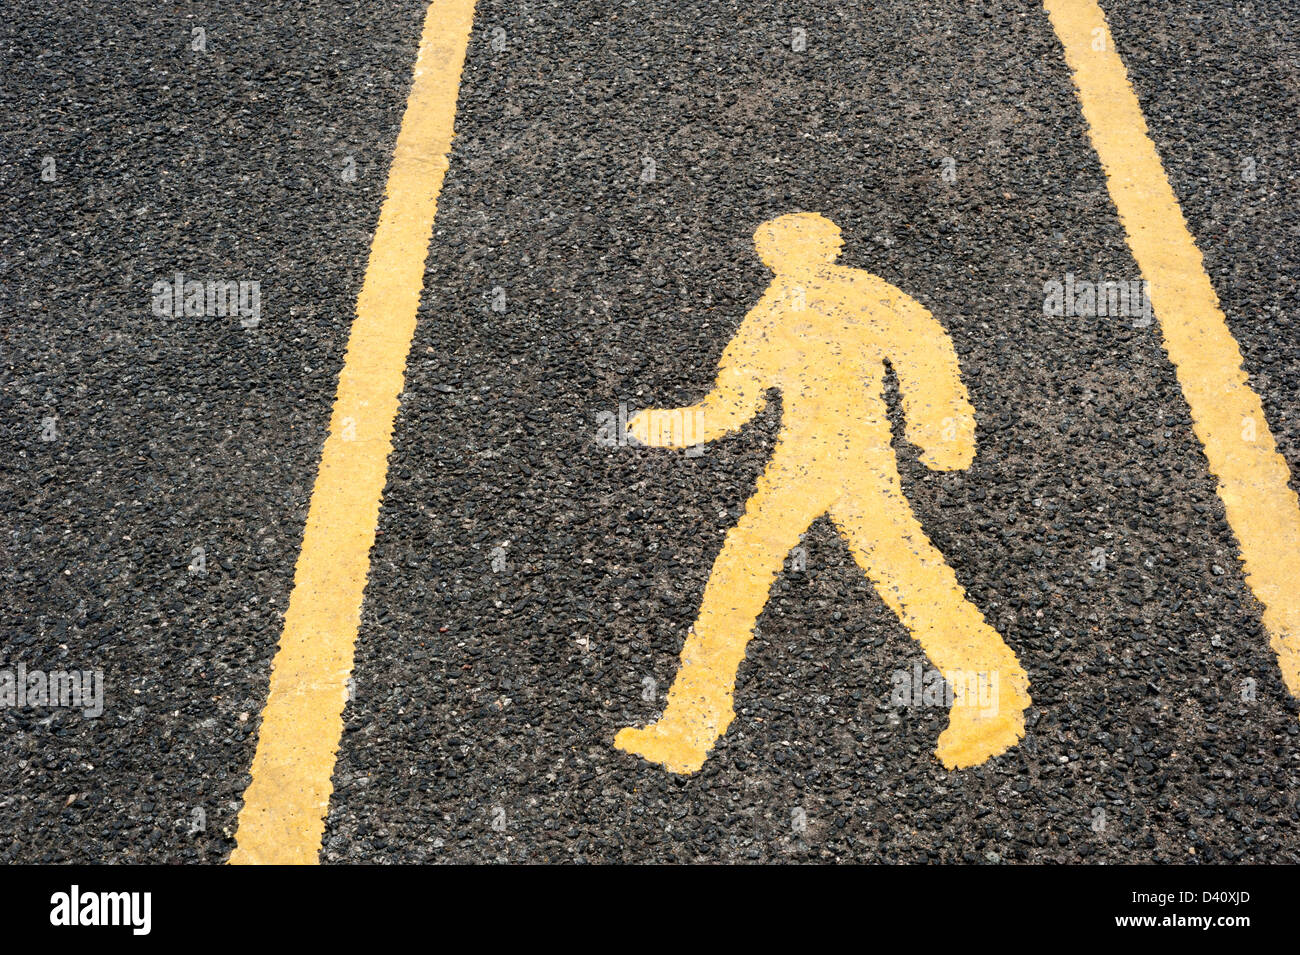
[616,466,826,774]
[831,481,1030,769]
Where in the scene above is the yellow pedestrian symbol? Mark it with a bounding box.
[614,212,1030,774]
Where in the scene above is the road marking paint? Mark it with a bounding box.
[1044,0,1300,699]
[615,213,1029,774]
[230,0,477,864]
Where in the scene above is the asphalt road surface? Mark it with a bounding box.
[3,0,1299,864]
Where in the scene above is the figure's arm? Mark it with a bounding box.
[628,294,776,449]
[888,292,977,471]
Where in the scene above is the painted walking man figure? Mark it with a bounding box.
[615,212,1030,773]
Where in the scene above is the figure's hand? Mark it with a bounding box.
[627,410,657,447]
[919,445,975,472]
[627,408,706,448]
[912,415,976,471]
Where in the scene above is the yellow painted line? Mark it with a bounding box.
[615,213,1030,773]
[1044,0,1300,700]
[230,0,477,864]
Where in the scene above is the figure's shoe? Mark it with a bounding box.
[614,707,734,775]
[934,662,1031,770]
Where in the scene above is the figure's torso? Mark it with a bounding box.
[762,268,906,463]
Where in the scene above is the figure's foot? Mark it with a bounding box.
[935,705,1026,769]
[614,724,710,774]
[614,708,734,775]
[934,664,1031,770]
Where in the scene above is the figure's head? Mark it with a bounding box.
[753,212,844,273]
